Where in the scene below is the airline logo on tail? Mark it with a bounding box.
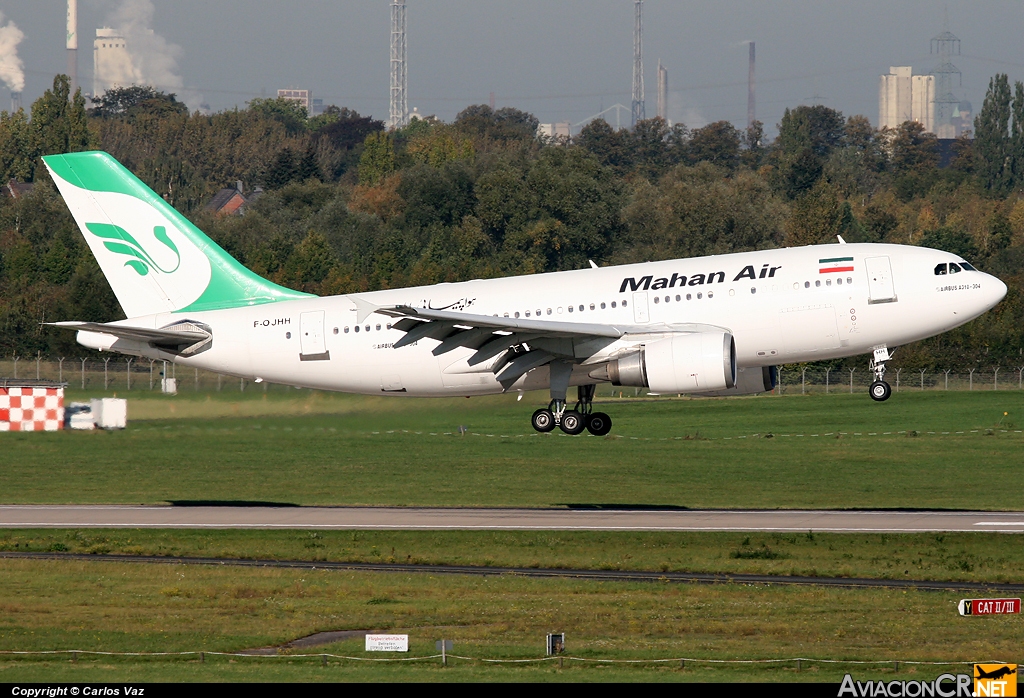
[86,223,181,276]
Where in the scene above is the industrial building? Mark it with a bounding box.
[878,66,934,133]
[93,27,138,97]
[277,88,312,111]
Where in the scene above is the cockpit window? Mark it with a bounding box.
[960,261,976,271]
[934,263,947,275]
[948,262,961,273]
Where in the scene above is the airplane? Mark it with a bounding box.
[41,151,1007,435]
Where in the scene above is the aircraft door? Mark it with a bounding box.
[865,256,898,304]
[632,292,650,323]
[299,310,331,361]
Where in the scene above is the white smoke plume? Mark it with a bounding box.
[105,0,200,108]
[0,12,26,93]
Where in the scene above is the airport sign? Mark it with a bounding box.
[365,634,409,652]
[958,598,1020,616]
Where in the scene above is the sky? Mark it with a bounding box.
[3,1,1024,136]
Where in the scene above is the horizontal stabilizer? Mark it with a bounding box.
[48,320,213,356]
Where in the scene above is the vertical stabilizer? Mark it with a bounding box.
[43,151,312,318]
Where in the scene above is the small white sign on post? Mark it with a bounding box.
[365,634,409,652]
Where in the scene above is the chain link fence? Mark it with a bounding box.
[0,357,268,393]
[776,366,1024,394]
[1,357,1022,395]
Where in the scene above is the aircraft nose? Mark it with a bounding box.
[987,274,1008,307]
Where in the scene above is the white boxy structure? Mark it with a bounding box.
[90,398,127,430]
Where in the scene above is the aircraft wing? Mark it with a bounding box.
[369,302,727,387]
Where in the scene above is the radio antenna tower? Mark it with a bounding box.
[631,0,645,126]
[389,0,408,129]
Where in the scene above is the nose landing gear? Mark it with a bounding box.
[868,345,893,402]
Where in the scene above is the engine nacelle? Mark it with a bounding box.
[692,365,777,397]
[590,332,736,393]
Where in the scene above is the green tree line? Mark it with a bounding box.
[0,73,1022,369]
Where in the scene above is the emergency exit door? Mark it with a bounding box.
[633,292,650,323]
[299,310,331,361]
[865,256,898,305]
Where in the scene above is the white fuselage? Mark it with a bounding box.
[80,243,1007,397]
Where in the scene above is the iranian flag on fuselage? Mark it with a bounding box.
[819,256,854,274]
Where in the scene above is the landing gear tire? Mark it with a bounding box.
[586,412,612,436]
[869,380,892,402]
[559,411,586,435]
[532,408,556,432]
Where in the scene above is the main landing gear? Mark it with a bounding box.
[868,345,893,402]
[530,361,613,435]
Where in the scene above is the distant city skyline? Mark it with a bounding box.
[4,1,1022,135]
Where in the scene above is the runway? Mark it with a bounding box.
[2,506,1024,532]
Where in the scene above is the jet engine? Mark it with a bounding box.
[589,332,736,393]
[691,365,777,397]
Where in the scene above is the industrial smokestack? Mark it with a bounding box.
[747,41,756,128]
[656,60,668,121]
[67,0,78,94]
[10,91,21,112]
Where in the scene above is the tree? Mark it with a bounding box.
[358,131,396,186]
[29,75,92,172]
[974,74,1013,194]
[89,85,188,120]
[0,109,34,182]
[453,105,539,142]
[774,105,846,197]
[575,119,629,173]
[247,97,308,135]
[786,181,855,246]
[688,121,741,170]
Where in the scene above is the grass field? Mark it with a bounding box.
[1,390,1022,509]
[2,390,1022,683]
[2,529,1023,584]
[0,557,1018,683]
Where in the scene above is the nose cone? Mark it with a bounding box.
[987,274,1008,309]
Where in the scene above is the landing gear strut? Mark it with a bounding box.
[530,363,613,435]
[868,345,893,402]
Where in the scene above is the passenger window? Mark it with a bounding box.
[376,324,381,330]
[826,279,832,286]
[686,293,691,300]
[611,302,617,308]
[664,296,670,302]
[750,287,756,294]
[601,302,606,309]
[708,291,714,298]
[837,278,843,285]
[504,313,509,317]
[333,327,339,334]
[804,281,810,288]
[525,311,531,317]
[569,305,574,312]
[387,324,392,329]
[354,326,360,333]
[622,300,628,307]
[697,293,702,299]
[847,277,852,284]
[675,295,681,301]
[815,280,821,287]
[590,304,595,310]
[547,308,552,315]
[514,312,520,318]
[934,263,947,275]
[344,327,350,333]
[654,296,660,304]
[365,326,370,332]
[948,263,961,274]
[579,305,584,312]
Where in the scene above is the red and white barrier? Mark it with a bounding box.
[0,386,65,432]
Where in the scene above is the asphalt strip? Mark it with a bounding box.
[2,551,1022,594]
